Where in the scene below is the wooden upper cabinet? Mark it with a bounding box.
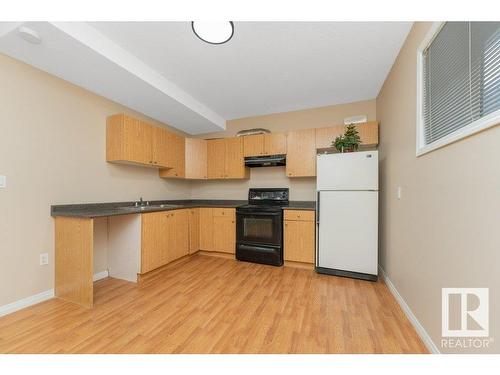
[315,122,379,149]
[107,114,153,166]
[243,133,286,157]
[286,128,317,177]
[107,114,182,169]
[315,125,345,149]
[264,133,286,155]
[153,126,171,167]
[159,133,185,178]
[185,138,207,179]
[225,137,249,179]
[208,138,249,179]
[207,139,226,179]
[243,134,264,157]
[356,121,379,145]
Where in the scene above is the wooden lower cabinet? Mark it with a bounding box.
[199,208,215,251]
[188,208,200,253]
[141,209,189,273]
[141,211,167,273]
[199,207,236,253]
[284,210,315,264]
[213,209,236,254]
[169,209,189,261]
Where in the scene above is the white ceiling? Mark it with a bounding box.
[0,22,412,134]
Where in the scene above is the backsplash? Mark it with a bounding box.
[189,167,317,200]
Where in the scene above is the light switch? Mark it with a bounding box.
[397,186,402,200]
[0,175,6,188]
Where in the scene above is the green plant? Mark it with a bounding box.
[332,123,361,152]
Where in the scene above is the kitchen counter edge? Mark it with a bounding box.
[51,200,316,218]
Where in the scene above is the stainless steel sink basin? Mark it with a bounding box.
[117,204,182,212]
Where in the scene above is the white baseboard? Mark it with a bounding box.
[0,289,54,318]
[379,266,440,354]
[93,269,109,281]
[0,270,110,318]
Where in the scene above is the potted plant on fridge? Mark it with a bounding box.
[332,123,361,153]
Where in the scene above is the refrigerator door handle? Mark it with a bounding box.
[316,191,320,224]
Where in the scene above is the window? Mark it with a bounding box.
[417,22,500,155]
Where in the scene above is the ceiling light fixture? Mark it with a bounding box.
[17,26,42,44]
[191,22,234,45]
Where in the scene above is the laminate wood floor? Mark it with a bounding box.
[0,254,427,353]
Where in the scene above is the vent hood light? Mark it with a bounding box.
[191,22,234,45]
[18,26,42,44]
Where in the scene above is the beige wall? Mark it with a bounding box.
[377,22,500,353]
[191,100,377,200]
[0,53,191,306]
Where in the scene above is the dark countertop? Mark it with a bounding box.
[51,199,316,218]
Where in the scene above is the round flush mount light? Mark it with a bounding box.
[18,26,42,44]
[191,21,234,45]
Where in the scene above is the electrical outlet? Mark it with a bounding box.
[40,253,49,266]
[397,186,402,200]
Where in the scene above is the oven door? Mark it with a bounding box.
[236,210,282,246]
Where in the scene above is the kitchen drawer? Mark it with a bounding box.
[284,210,315,222]
[212,208,235,217]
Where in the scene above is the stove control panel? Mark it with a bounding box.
[248,188,289,203]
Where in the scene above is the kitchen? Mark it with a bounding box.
[0,17,498,361]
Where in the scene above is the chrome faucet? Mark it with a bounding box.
[134,197,150,207]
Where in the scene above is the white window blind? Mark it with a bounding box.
[422,22,500,147]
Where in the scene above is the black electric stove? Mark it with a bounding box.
[236,188,289,266]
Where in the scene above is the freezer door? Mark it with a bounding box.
[317,151,378,191]
[317,191,378,275]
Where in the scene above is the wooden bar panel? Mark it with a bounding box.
[55,217,94,308]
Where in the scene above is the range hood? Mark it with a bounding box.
[244,154,286,168]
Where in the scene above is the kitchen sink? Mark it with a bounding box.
[117,204,182,212]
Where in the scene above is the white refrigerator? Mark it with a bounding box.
[316,151,378,281]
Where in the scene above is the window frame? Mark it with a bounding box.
[416,22,500,156]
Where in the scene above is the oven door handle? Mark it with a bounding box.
[236,211,282,216]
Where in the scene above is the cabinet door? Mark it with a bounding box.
[188,208,200,253]
[315,125,345,149]
[168,133,186,178]
[107,115,154,166]
[213,209,236,254]
[207,139,226,179]
[185,138,207,179]
[284,220,315,263]
[141,212,168,273]
[153,127,171,168]
[158,132,186,178]
[243,134,264,157]
[169,210,189,262]
[225,138,249,179]
[286,128,316,177]
[199,208,214,251]
[356,121,379,145]
[264,133,286,155]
